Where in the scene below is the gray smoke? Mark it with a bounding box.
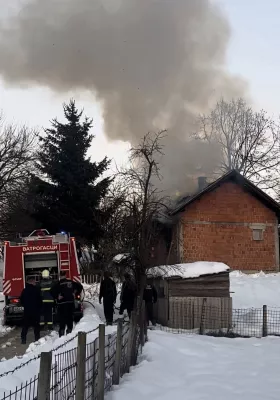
[0,0,246,194]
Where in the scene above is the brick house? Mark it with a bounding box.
[171,170,280,272]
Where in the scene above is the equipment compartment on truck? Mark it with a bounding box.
[3,230,83,326]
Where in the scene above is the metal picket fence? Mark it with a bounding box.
[0,311,145,400]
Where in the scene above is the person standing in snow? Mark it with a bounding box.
[143,282,157,326]
[119,273,137,319]
[51,271,83,337]
[20,276,42,344]
[99,271,117,325]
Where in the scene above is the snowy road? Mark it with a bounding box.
[109,330,280,400]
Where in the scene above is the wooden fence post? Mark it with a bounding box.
[53,362,58,400]
[37,352,52,400]
[140,301,146,348]
[263,305,268,337]
[143,302,148,342]
[126,311,136,372]
[76,332,87,400]
[199,298,207,335]
[97,324,105,400]
[130,311,138,367]
[113,318,123,385]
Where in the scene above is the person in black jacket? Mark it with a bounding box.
[143,283,157,326]
[119,273,137,319]
[20,276,42,344]
[99,271,117,325]
[51,271,83,337]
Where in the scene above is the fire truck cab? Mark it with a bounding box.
[3,229,83,325]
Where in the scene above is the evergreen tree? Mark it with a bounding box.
[32,100,111,244]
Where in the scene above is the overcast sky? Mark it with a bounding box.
[0,0,279,165]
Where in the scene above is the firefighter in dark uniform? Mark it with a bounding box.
[119,273,137,319]
[40,269,54,330]
[51,271,83,337]
[143,282,157,326]
[20,276,42,344]
[99,271,117,325]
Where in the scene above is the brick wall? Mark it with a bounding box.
[179,181,278,271]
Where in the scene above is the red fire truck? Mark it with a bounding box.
[2,229,83,325]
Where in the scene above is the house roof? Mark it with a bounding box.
[171,169,280,218]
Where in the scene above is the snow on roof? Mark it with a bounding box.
[148,261,229,279]
[113,253,130,263]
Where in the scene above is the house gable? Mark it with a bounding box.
[172,170,280,219]
[177,177,279,271]
[182,181,276,224]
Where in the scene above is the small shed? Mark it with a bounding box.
[147,262,232,331]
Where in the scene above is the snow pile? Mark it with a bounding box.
[149,261,229,279]
[83,283,100,301]
[230,271,280,308]
[108,330,280,400]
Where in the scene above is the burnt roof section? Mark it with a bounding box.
[171,169,280,218]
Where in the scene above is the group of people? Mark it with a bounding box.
[20,270,83,344]
[20,269,157,344]
[99,272,158,325]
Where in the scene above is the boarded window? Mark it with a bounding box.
[252,229,263,241]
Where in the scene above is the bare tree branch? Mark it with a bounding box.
[194,98,280,192]
[0,115,37,237]
[98,131,173,285]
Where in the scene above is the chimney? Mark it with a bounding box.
[198,176,207,191]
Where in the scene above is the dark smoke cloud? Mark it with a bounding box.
[0,0,246,194]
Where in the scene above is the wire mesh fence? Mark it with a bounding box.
[0,376,38,400]
[50,348,78,399]
[120,323,130,377]
[156,305,280,338]
[0,319,140,400]
[84,338,98,400]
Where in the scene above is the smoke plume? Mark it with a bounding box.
[0,0,246,194]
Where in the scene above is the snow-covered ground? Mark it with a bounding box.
[109,271,280,400]
[109,330,280,400]
[1,267,280,395]
[231,271,280,308]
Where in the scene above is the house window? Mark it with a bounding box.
[252,229,263,241]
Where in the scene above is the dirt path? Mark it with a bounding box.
[0,328,51,360]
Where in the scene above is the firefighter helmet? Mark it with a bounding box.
[42,269,50,279]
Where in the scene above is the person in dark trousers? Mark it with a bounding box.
[99,271,117,325]
[51,271,83,337]
[40,269,54,330]
[20,276,42,344]
[143,282,157,326]
[119,273,137,319]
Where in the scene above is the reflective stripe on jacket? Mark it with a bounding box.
[40,279,54,303]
